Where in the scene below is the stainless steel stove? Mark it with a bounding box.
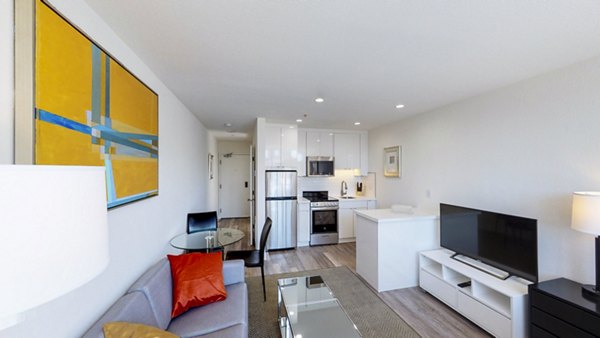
[303,191,339,246]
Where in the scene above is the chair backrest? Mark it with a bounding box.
[258,217,273,264]
[187,211,218,234]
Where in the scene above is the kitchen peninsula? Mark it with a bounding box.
[355,208,439,292]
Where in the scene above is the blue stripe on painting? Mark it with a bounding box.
[91,45,102,125]
[104,155,117,202]
[94,125,158,141]
[117,132,158,141]
[99,130,158,155]
[37,109,92,135]
[108,190,158,208]
[104,56,112,156]
[37,109,158,156]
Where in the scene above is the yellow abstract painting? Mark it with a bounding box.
[35,0,158,208]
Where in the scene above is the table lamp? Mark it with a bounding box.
[571,191,600,298]
[0,165,110,329]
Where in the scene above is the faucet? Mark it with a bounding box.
[341,180,348,197]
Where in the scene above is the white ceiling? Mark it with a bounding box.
[83,0,600,133]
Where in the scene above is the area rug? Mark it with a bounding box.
[246,267,421,338]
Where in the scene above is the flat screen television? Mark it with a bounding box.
[440,203,538,282]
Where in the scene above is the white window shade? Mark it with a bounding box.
[0,165,109,327]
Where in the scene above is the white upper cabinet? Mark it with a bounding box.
[265,124,298,169]
[359,131,368,175]
[296,130,307,176]
[334,133,360,170]
[296,128,368,176]
[264,125,282,168]
[306,131,334,157]
[281,126,298,167]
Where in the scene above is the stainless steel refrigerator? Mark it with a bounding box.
[265,170,297,250]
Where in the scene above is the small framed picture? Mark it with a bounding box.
[208,153,214,180]
[383,146,401,177]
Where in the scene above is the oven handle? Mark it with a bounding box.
[310,207,339,211]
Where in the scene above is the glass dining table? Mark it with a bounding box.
[170,228,245,252]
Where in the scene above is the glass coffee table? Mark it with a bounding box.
[277,275,362,338]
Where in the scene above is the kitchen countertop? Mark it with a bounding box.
[331,195,377,201]
[354,208,438,223]
[297,196,375,203]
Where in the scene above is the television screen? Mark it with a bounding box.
[440,203,538,282]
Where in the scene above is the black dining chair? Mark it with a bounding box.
[187,211,218,234]
[225,217,273,301]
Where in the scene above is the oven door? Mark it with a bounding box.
[311,208,338,233]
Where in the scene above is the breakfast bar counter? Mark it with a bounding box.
[355,208,439,292]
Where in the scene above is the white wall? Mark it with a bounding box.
[0,1,210,337]
[0,0,14,164]
[369,55,600,284]
[218,140,251,155]
[298,170,375,198]
[254,118,267,247]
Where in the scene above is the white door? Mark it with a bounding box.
[219,153,250,218]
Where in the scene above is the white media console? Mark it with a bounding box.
[419,249,531,338]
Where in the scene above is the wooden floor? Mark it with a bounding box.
[221,217,490,338]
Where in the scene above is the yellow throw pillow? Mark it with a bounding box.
[103,322,179,338]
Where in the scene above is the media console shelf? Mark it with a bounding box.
[419,249,531,338]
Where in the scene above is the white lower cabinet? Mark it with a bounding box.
[297,202,310,247]
[338,199,376,243]
[419,249,529,338]
[420,269,457,308]
[457,292,511,338]
[367,200,377,209]
[338,208,355,240]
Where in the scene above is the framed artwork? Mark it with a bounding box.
[28,0,159,208]
[383,146,401,177]
[208,153,214,180]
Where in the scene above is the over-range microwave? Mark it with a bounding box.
[306,156,335,177]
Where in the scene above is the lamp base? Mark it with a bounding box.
[582,284,600,299]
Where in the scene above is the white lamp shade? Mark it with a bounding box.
[571,191,600,236]
[0,165,109,322]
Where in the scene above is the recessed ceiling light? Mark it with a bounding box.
[224,123,232,127]
[354,122,361,126]
[296,119,303,122]
[315,97,324,103]
[395,104,405,109]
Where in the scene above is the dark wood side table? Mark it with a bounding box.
[529,278,600,337]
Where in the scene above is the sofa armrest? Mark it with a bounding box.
[223,259,245,285]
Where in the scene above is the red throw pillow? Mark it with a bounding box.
[167,252,227,318]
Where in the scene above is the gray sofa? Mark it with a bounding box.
[82,258,248,338]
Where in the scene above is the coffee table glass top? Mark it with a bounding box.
[170,228,244,250]
[278,275,362,338]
